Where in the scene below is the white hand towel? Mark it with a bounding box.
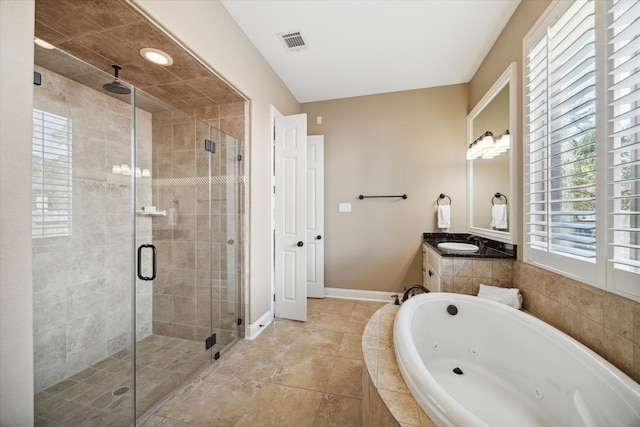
[491,204,508,230]
[437,205,450,229]
[477,284,522,309]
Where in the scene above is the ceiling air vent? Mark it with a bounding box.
[279,31,307,52]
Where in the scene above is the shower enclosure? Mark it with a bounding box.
[32,46,244,425]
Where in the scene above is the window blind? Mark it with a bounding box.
[32,109,72,238]
[526,0,597,259]
[608,0,640,275]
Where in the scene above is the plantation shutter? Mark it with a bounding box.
[608,0,640,278]
[32,109,73,238]
[526,0,597,259]
[526,36,550,253]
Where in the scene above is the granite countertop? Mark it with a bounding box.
[423,232,516,259]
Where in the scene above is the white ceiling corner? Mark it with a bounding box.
[220,0,521,103]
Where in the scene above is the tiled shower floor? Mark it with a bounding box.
[34,298,386,426]
[34,335,212,426]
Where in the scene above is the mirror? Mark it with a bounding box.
[467,63,517,244]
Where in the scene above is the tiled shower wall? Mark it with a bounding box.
[151,102,243,346]
[32,67,153,392]
[513,261,640,384]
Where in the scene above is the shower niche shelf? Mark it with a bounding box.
[136,210,166,216]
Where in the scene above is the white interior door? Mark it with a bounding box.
[274,113,307,321]
[306,135,324,298]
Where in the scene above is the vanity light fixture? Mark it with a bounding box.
[35,37,55,50]
[495,130,510,153]
[140,48,173,66]
[467,130,510,160]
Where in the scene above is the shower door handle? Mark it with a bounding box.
[137,244,157,281]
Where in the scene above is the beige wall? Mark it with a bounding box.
[132,0,300,323]
[0,0,35,424]
[302,85,468,293]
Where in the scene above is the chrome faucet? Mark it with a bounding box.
[401,285,430,302]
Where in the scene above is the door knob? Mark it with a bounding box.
[316,235,322,240]
[297,241,304,247]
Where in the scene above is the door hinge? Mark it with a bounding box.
[273,294,276,302]
[204,139,216,153]
[237,154,242,161]
[205,333,217,350]
[237,318,243,326]
[214,351,220,360]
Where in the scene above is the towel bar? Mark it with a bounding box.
[358,194,407,199]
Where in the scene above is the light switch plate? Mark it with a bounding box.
[339,203,351,213]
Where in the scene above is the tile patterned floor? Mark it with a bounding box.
[143,298,385,426]
[34,335,211,426]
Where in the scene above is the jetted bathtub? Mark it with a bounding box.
[394,292,640,427]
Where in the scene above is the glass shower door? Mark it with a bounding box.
[210,127,243,352]
[209,127,244,359]
[132,95,216,419]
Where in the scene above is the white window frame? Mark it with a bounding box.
[523,0,640,300]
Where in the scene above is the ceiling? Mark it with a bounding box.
[221,0,521,103]
[34,0,244,116]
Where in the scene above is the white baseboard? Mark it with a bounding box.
[245,310,273,340]
[323,287,397,303]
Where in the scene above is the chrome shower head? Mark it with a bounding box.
[103,64,131,95]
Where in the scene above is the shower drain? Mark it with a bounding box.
[113,386,130,396]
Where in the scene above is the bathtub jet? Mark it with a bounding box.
[394,293,640,427]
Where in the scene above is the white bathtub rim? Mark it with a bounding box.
[393,292,640,427]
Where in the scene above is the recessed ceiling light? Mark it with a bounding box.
[34,38,55,50]
[140,48,173,66]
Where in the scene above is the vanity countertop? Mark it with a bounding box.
[423,232,516,259]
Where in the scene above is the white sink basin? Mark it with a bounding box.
[437,242,479,252]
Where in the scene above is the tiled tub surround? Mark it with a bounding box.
[32,66,153,392]
[362,294,640,426]
[362,303,436,426]
[423,233,515,295]
[367,234,640,422]
[514,261,640,384]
